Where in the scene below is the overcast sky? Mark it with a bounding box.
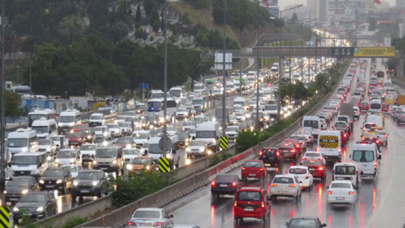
[278,0,396,10]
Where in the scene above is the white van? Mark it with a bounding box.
[365,114,384,130]
[332,163,361,187]
[147,135,180,168]
[169,86,183,99]
[301,116,322,142]
[349,142,381,179]
[11,152,49,178]
[225,82,234,93]
[58,109,81,134]
[368,99,382,114]
[383,79,392,88]
[317,130,342,163]
[89,113,105,127]
[195,121,220,151]
[28,109,57,127]
[7,129,38,155]
[31,118,57,139]
[233,97,248,110]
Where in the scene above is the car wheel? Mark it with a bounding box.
[97,189,102,198]
[13,218,19,225]
[71,194,77,201]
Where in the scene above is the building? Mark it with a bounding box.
[307,0,329,22]
[329,0,364,13]
[397,0,405,8]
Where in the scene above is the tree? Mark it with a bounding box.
[135,4,142,29]
[181,12,191,25]
[291,13,298,23]
[150,9,160,32]
[0,91,22,117]
[143,0,157,17]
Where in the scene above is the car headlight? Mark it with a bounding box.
[93,160,97,165]
[58,123,63,127]
[39,179,45,184]
[126,144,131,149]
[13,207,19,212]
[3,190,6,194]
[21,189,29,195]
[55,158,60,163]
[146,165,150,170]
[112,160,117,165]
[92,181,98,186]
[126,164,133,170]
[22,147,27,152]
[70,158,75,163]
[207,150,213,155]
[36,207,44,212]
[56,179,63,184]
[69,123,74,127]
[87,135,91,139]
[103,132,107,136]
[46,147,51,152]
[212,139,216,144]
[70,130,74,133]
[166,154,172,159]
[186,148,190,152]
[73,181,79,186]
[199,148,204,152]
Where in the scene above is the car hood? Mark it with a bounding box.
[38,145,51,150]
[80,149,96,155]
[40,176,62,181]
[16,201,46,209]
[5,186,28,194]
[176,111,188,115]
[226,131,238,135]
[187,146,205,150]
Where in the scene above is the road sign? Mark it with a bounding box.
[353,47,395,57]
[332,47,354,58]
[0,207,9,228]
[220,136,228,150]
[158,136,173,151]
[159,157,170,173]
[214,53,233,70]
[139,83,149,89]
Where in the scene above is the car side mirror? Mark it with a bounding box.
[285,222,289,226]
[378,155,381,159]
[360,171,364,175]
[192,136,196,140]
[299,181,302,184]
[8,163,11,167]
[170,214,174,218]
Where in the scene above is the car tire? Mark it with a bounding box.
[71,194,77,201]
[61,186,66,195]
[97,189,102,198]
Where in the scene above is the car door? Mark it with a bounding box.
[99,172,108,193]
[46,192,56,215]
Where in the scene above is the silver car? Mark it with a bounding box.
[128,208,173,227]
[269,175,302,201]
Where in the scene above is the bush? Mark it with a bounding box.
[61,216,88,228]
[209,152,233,166]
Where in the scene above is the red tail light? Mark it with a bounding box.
[374,162,377,169]
[376,140,380,144]
[348,192,354,195]
[234,201,237,207]
[259,150,263,156]
[385,134,388,138]
[275,167,279,172]
[242,167,246,171]
[153,222,163,226]
[290,149,295,153]
[128,221,137,226]
[289,184,296,187]
[232,182,237,188]
[276,151,280,156]
[211,181,216,187]
[400,116,403,119]
[305,174,310,179]
[295,144,300,148]
[361,137,365,141]
[302,157,307,160]
[327,191,332,195]
[259,168,264,172]
[271,183,278,187]
[318,167,324,170]
[316,147,319,152]
[261,201,265,208]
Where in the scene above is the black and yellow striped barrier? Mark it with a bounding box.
[0,207,9,228]
[220,136,228,150]
[159,157,170,173]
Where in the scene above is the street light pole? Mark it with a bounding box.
[0,0,6,202]
[162,0,168,159]
[222,0,226,137]
[29,62,33,95]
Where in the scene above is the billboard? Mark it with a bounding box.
[267,0,278,6]
[353,47,396,57]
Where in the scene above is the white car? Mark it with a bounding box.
[175,106,189,119]
[61,164,81,179]
[182,121,195,131]
[353,106,360,119]
[326,180,358,206]
[225,126,239,142]
[107,123,122,138]
[128,208,174,227]
[302,151,326,165]
[287,166,313,189]
[269,175,302,201]
[123,148,142,163]
[186,140,211,159]
[55,149,82,167]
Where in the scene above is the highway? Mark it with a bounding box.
[149,58,405,228]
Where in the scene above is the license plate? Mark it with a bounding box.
[9,198,18,201]
[283,150,289,152]
[101,168,108,170]
[309,168,315,171]
[191,155,196,158]
[244,208,254,211]
[279,191,287,194]
[336,177,344,180]
[265,164,271,167]
[249,174,256,176]
[81,190,89,193]
[336,197,345,200]
[46,185,54,188]
[220,184,228,187]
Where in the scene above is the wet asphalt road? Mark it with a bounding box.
[160,58,405,228]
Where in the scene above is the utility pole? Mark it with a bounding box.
[162,0,168,158]
[221,0,226,137]
[29,62,33,95]
[0,0,6,202]
[255,8,260,130]
[239,62,242,97]
[278,57,283,120]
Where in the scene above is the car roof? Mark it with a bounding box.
[289,166,308,169]
[136,208,162,211]
[330,180,353,184]
[238,187,263,191]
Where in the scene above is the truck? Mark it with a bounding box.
[397,95,405,105]
[340,103,354,130]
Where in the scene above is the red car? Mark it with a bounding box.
[301,159,326,181]
[67,133,85,147]
[233,187,270,223]
[359,102,369,111]
[382,104,389,113]
[282,138,302,154]
[70,124,87,134]
[241,160,266,181]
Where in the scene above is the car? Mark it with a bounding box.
[37,139,57,155]
[5,176,39,204]
[55,149,82,167]
[13,191,57,224]
[60,164,81,179]
[269,175,302,201]
[123,148,142,163]
[302,151,326,165]
[114,137,137,148]
[353,106,360,119]
[126,156,157,174]
[50,135,69,148]
[80,144,98,162]
[397,113,405,125]
[80,128,94,143]
[289,134,308,151]
[127,208,174,227]
[326,180,358,206]
[67,132,85,147]
[186,140,211,159]
[259,148,281,170]
[287,166,313,190]
[285,217,327,228]
[182,121,196,131]
[241,160,267,181]
[38,167,73,194]
[175,106,189,119]
[118,122,132,136]
[359,102,369,111]
[210,174,242,198]
[107,123,122,138]
[301,159,326,181]
[278,141,299,161]
[225,125,240,142]
[233,187,270,223]
[71,170,109,200]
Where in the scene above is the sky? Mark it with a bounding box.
[278,0,397,11]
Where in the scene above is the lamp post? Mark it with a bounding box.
[222,0,226,136]
[29,61,34,95]
[162,0,168,159]
[0,0,6,202]
[16,65,20,85]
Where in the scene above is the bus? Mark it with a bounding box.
[376,70,385,84]
[147,97,178,118]
[28,109,57,127]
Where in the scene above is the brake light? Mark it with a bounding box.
[302,157,307,160]
[344,133,347,137]
[259,150,263,156]
[289,184,296,187]
[242,167,246,171]
[275,167,279,172]
[374,162,377,169]
[327,191,332,195]
[276,151,279,156]
[338,148,341,152]
[232,182,237,188]
[211,181,216,187]
[385,134,388,138]
[361,137,365,141]
[128,221,137,226]
[318,167,324,170]
[290,149,295,153]
[261,201,265,208]
[234,201,237,207]
[376,140,380,144]
[316,147,319,152]
[305,174,310,179]
[400,116,403,119]
[348,192,354,195]
[259,168,264,172]
[271,183,278,187]
[153,222,163,226]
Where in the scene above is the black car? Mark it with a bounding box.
[13,191,57,224]
[38,167,73,194]
[80,128,94,143]
[71,170,109,200]
[285,217,327,228]
[210,174,241,198]
[259,147,281,170]
[5,176,39,204]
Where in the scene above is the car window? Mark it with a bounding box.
[289,168,307,174]
[302,160,323,166]
[244,161,262,168]
[132,210,160,219]
[331,183,351,188]
[335,166,356,175]
[237,191,262,201]
[289,219,317,227]
[273,177,294,184]
[352,150,374,162]
[215,175,236,182]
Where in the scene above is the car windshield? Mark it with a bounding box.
[107,124,119,129]
[289,168,307,174]
[7,138,28,147]
[265,105,277,110]
[20,194,46,203]
[32,126,48,134]
[352,150,374,162]
[149,144,165,154]
[68,133,82,138]
[215,175,236,182]
[289,219,317,227]
[7,178,30,187]
[38,140,51,146]
[42,169,64,177]
[77,172,99,180]
[189,141,204,146]
[226,127,239,132]
[115,138,132,144]
[331,183,351,188]
[80,144,97,150]
[178,107,187,112]
[273,177,294,184]
[90,115,102,120]
[133,210,160,219]
[124,149,140,155]
[131,157,151,165]
[237,191,262,201]
[303,160,323,166]
[305,153,320,158]
[335,122,346,127]
[119,123,130,128]
[196,131,215,138]
[133,133,147,139]
[59,116,74,123]
[335,166,356,175]
[303,120,318,128]
[13,156,39,165]
[95,149,117,158]
[244,161,262,168]
[58,151,76,158]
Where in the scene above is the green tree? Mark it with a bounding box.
[150,9,160,32]
[291,13,298,23]
[181,12,191,25]
[1,91,22,117]
[143,0,157,17]
[135,4,142,29]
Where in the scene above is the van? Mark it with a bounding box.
[93,146,124,176]
[332,163,361,187]
[150,90,164,99]
[169,86,183,99]
[147,135,181,169]
[317,130,342,163]
[233,97,248,110]
[349,141,381,179]
[195,122,220,151]
[368,99,381,114]
[89,113,105,127]
[301,116,322,142]
[58,109,81,134]
[11,152,49,178]
[31,118,57,139]
[365,114,384,130]
[383,79,392,88]
[7,129,38,155]
[225,82,235,93]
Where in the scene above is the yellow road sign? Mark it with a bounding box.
[159,157,170,173]
[220,136,228,150]
[353,47,395,57]
[0,207,9,228]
